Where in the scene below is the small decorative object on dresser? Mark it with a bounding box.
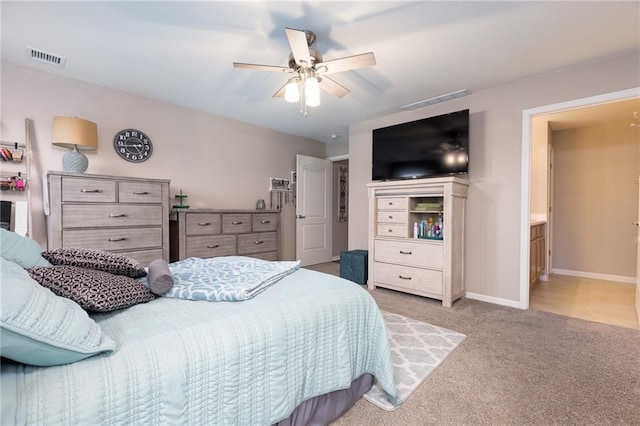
[113,128,153,163]
[45,171,170,266]
[170,209,279,262]
[256,199,266,210]
[173,189,189,209]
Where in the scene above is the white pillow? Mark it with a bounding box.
[0,258,116,366]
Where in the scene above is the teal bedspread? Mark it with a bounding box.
[1,268,397,425]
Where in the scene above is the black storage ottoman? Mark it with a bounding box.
[339,249,368,284]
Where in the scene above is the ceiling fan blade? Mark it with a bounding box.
[319,76,350,98]
[316,52,376,75]
[272,82,288,98]
[285,27,312,67]
[233,62,294,73]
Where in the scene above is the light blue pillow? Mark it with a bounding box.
[0,258,116,366]
[0,228,51,268]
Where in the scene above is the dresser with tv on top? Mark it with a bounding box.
[368,176,468,307]
[45,171,171,267]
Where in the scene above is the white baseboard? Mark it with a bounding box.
[551,268,635,284]
[332,255,340,262]
[465,292,521,309]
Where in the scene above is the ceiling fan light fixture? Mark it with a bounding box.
[305,76,320,107]
[284,79,300,103]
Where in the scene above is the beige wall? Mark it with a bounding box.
[530,119,550,219]
[552,123,639,278]
[349,52,640,304]
[0,61,325,260]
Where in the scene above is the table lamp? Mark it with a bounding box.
[51,116,98,173]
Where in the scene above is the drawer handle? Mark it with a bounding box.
[108,237,128,242]
[387,229,393,233]
[109,213,128,218]
[232,221,243,225]
[207,244,220,249]
[399,250,412,255]
[198,222,211,226]
[388,216,393,219]
[80,189,102,193]
[253,240,264,245]
[133,191,149,195]
[260,220,271,224]
[387,202,393,205]
[398,275,412,280]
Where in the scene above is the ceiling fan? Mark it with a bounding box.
[233,27,376,115]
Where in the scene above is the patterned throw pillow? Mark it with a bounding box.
[28,265,156,312]
[42,248,147,278]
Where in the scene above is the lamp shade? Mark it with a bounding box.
[51,116,98,150]
[51,116,98,173]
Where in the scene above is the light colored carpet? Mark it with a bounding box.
[364,311,465,411]
[332,287,640,425]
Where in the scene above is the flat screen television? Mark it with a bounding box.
[372,109,469,181]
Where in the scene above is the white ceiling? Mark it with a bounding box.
[2,1,639,144]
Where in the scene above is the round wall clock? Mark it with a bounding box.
[113,129,153,163]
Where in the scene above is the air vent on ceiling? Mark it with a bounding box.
[26,46,66,68]
[401,89,470,111]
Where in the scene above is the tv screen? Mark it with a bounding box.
[372,109,469,181]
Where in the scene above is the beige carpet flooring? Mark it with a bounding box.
[303,263,640,425]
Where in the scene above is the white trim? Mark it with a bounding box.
[520,87,640,310]
[327,154,348,162]
[465,292,520,309]
[332,255,340,262]
[552,269,636,284]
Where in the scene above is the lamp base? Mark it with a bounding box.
[61,145,88,173]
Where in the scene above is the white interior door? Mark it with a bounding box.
[296,154,332,266]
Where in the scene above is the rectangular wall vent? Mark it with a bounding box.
[401,89,470,111]
[26,46,66,68]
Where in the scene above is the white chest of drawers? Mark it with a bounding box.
[367,177,468,307]
[170,209,280,262]
[46,171,170,266]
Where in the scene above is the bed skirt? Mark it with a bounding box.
[275,373,374,426]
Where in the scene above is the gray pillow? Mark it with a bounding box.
[147,259,174,295]
[27,265,156,312]
[42,247,147,278]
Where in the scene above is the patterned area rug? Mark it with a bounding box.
[364,311,466,411]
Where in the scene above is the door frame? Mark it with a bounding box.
[519,87,640,309]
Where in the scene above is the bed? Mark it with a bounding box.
[0,230,397,425]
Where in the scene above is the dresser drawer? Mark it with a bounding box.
[377,224,408,238]
[223,213,252,233]
[121,248,164,268]
[118,181,164,204]
[374,262,442,296]
[62,205,163,228]
[377,197,407,211]
[185,235,236,259]
[375,239,443,269]
[238,232,277,255]
[62,227,163,251]
[252,213,278,232]
[248,251,278,261]
[61,177,116,203]
[377,211,406,224]
[186,213,222,235]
